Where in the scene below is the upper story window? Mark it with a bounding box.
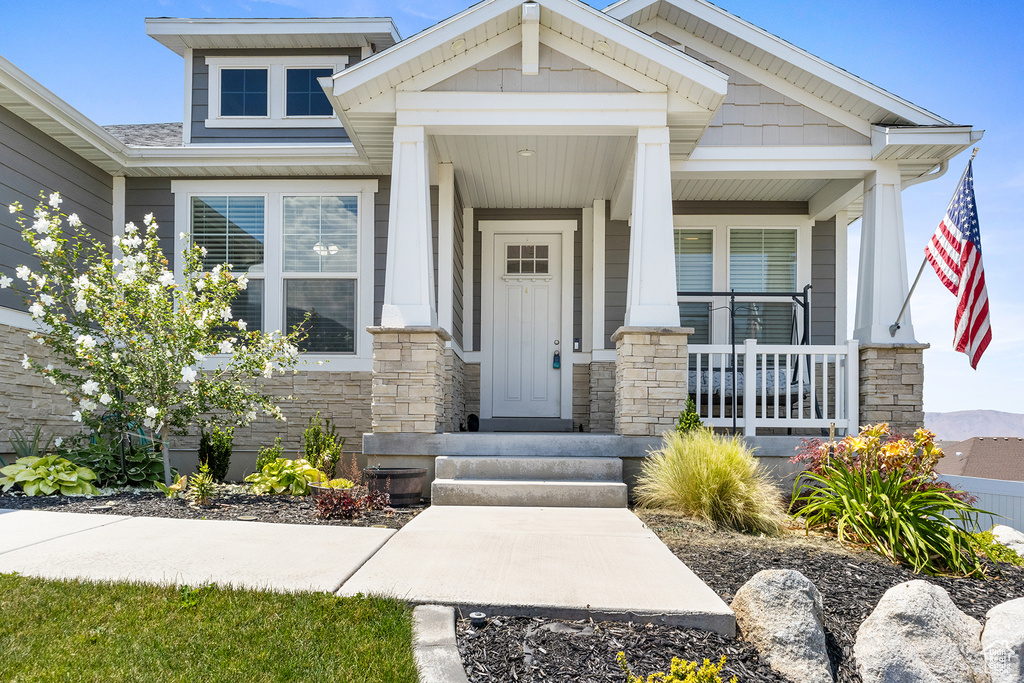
[205,56,348,129]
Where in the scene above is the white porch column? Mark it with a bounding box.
[381,125,436,327]
[853,166,916,343]
[624,127,678,327]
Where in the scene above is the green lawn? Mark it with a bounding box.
[0,573,418,682]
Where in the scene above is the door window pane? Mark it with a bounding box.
[674,230,713,293]
[283,196,358,273]
[220,69,268,117]
[286,68,335,116]
[191,196,265,272]
[285,279,355,353]
[729,229,797,292]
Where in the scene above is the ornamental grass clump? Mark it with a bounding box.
[792,423,991,578]
[634,429,786,535]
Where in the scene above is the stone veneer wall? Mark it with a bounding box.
[444,349,468,432]
[369,327,449,433]
[465,363,481,418]
[572,363,590,431]
[612,327,692,437]
[0,321,79,455]
[859,343,928,436]
[589,361,616,433]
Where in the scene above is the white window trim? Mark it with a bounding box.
[171,179,377,372]
[673,214,812,344]
[205,55,348,129]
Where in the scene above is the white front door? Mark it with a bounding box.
[491,232,561,417]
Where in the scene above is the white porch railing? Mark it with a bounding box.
[687,340,859,436]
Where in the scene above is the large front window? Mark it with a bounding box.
[175,180,377,362]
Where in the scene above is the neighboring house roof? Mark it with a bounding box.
[104,123,183,148]
[935,437,1024,483]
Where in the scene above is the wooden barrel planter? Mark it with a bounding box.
[363,467,427,507]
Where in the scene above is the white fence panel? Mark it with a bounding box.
[941,475,1024,532]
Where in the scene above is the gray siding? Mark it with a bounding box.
[811,218,837,344]
[373,176,390,326]
[672,200,809,215]
[0,104,113,311]
[191,48,359,144]
[472,209,584,351]
[125,178,175,268]
[604,212,629,347]
[452,186,465,348]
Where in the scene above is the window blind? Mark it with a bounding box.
[191,196,265,272]
[674,230,713,292]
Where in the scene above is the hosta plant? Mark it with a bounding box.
[245,457,320,496]
[0,455,99,496]
[65,438,166,489]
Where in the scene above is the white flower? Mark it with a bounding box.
[74,295,88,313]
[116,269,137,285]
[144,213,154,226]
[147,284,160,298]
[143,417,155,429]
[68,213,81,227]
[181,366,198,383]
[33,218,50,234]
[262,362,274,379]
[125,234,142,249]
[211,265,222,278]
[179,232,187,240]
[194,278,205,290]
[16,266,32,281]
[0,275,12,289]
[21,354,31,369]
[99,393,112,406]
[40,294,54,306]
[124,221,137,234]
[237,320,247,331]
[54,437,63,447]
[34,275,46,288]
[72,274,90,290]
[76,334,97,349]
[191,351,205,362]
[72,410,82,422]
[36,237,58,253]
[81,398,97,412]
[48,192,62,208]
[9,204,17,213]
[218,339,234,354]
[237,274,248,290]
[284,343,299,358]
[220,306,232,322]
[158,271,175,287]
[81,379,100,395]
[29,302,44,319]
[200,246,208,256]
[144,406,158,420]
[245,409,258,422]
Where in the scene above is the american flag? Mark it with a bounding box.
[924,160,991,369]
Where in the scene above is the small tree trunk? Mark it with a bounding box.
[160,425,172,487]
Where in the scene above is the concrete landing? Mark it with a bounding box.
[0,510,394,593]
[338,506,735,635]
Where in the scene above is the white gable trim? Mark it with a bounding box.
[606,0,950,127]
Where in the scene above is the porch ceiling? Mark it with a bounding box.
[433,134,634,209]
[672,177,827,202]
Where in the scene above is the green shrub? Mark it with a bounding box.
[676,397,703,435]
[198,426,233,482]
[793,460,989,577]
[245,458,320,496]
[0,455,100,496]
[256,437,284,472]
[618,652,737,683]
[188,464,216,506]
[303,412,345,481]
[65,438,166,489]
[634,430,786,535]
[970,530,1024,567]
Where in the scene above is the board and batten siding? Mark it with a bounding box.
[685,48,869,147]
[452,186,465,348]
[811,218,837,344]
[190,48,360,144]
[0,104,113,312]
[603,212,629,348]
[125,177,175,269]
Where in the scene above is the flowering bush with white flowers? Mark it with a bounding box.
[2,191,306,485]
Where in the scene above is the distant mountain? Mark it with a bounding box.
[926,410,1024,442]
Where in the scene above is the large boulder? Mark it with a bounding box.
[854,580,990,683]
[730,569,833,683]
[982,598,1024,683]
[990,525,1024,558]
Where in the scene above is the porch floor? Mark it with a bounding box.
[337,505,735,634]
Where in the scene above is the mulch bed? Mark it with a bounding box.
[457,511,1024,683]
[0,488,425,530]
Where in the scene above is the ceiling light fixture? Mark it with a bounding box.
[450,38,466,51]
[594,41,611,53]
[517,149,536,157]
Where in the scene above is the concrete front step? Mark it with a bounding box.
[432,479,628,507]
[435,455,622,482]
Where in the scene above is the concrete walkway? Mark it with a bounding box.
[0,506,734,635]
[0,509,394,592]
[339,506,734,635]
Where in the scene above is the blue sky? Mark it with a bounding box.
[2,0,1021,414]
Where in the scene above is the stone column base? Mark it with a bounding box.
[369,326,451,434]
[858,343,928,436]
[612,326,693,437]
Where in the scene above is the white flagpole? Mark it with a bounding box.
[888,147,979,337]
